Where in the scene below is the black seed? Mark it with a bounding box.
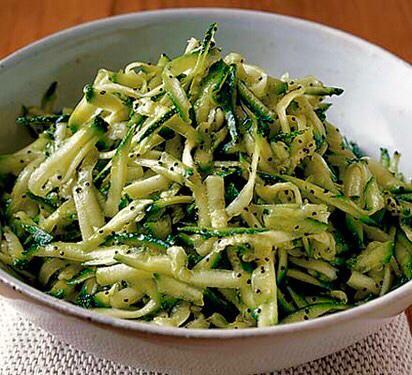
[100,90,106,95]
[246,279,251,285]
[255,289,261,294]
[123,298,129,302]
[304,316,309,320]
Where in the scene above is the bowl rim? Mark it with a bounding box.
[0,7,411,340]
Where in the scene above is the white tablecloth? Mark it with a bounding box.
[0,299,411,374]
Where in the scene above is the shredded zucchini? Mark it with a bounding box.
[0,24,410,328]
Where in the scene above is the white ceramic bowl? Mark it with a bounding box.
[0,9,411,375]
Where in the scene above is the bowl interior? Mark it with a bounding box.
[1,9,411,170]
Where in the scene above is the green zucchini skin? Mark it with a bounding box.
[238,80,276,122]
[395,231,412,279]
[178,226,268,238]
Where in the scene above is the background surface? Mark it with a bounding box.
[1,0,411,328]
[1,0,412,62]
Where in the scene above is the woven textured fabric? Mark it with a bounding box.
[0,300,410,375]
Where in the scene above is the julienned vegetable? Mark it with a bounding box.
[0,24,411,329]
